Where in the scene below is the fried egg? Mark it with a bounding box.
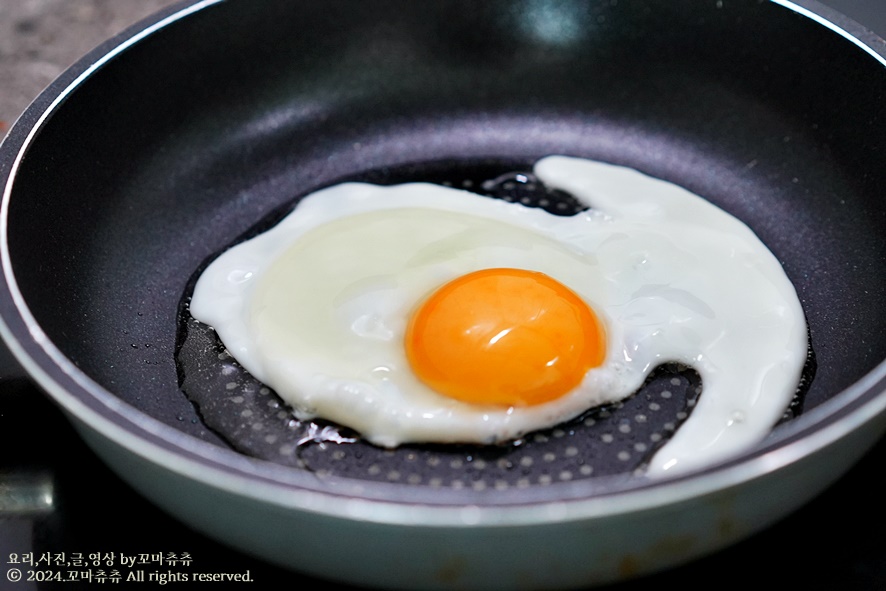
[189,156,808,476]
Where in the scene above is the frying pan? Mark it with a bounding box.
[1,0,885,589]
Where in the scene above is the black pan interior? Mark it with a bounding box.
[6,0,886,492]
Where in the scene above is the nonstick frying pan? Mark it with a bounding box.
[1,0,885,589]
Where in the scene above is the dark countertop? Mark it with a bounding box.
[0,0,178,133]
[1,1,885,590]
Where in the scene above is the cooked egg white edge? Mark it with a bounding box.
[535,156,808,475]
[190,155,808,477]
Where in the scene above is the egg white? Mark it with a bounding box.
[190,156,808,476]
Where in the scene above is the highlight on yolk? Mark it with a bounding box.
[404,268,606,407]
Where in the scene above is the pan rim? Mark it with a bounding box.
[0,0,885,527]
[775,0,886,64]
[1,301,884,525]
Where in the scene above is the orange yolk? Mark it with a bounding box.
[404,268,606,407]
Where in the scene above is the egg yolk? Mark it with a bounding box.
[405,268,605,407]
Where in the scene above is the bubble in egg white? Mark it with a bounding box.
[189,156,808,476]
